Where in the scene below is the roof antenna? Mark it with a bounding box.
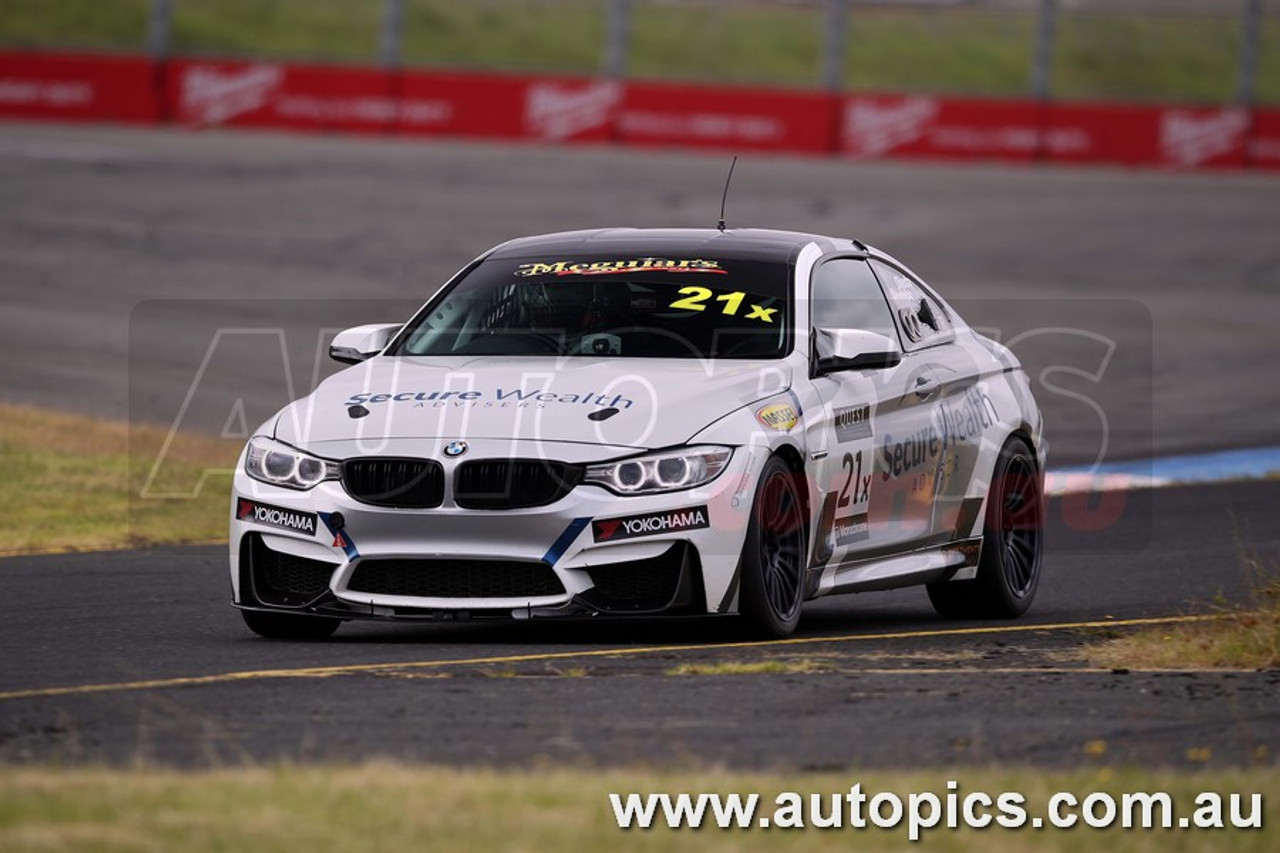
[717,155,738,232]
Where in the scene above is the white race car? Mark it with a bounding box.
[230,228,1044,639]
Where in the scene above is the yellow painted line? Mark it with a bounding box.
[0,614,1227,703]
[823,666,1263,676]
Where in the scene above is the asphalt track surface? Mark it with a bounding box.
[2,481,1278,769]
[0,123,1278,769]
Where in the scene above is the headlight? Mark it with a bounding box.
[583,447,732,495]
[244,436,339,490]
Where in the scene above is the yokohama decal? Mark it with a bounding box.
[236,497,318,536]
[592,506,710,543]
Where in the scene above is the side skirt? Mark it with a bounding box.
[812,536,983,597]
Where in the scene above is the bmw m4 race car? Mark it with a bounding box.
[230,228,1044,639]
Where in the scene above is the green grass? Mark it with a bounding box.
[0,764,1276,852]
[0,0,151,52]
[666,658,831,676]
[0,402,238,554]
[844,8,1036,96]
[1087,570,1280,671]
[1054,12,1253,103]
[629,2,823,88]
[172,0,382,62]
[1,1,1277,102]
[403,0,607,75]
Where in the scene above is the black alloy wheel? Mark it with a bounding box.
[739,455,807,637]
[927,436,1043,619]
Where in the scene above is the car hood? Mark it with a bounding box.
[273,356,792,450]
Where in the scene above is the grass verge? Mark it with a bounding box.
[666,659,831,676]
[1087,554,1280,670]
[1,0,1276,101]
[0,763,1277,852]
[0,402,237,554]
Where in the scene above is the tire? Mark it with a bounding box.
[928,436,1043,620]
[241,609,341,640]
[738,455,807,638]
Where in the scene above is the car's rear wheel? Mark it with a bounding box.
[928,436,1043,620]
[739,455,806,638]
[241,609,341,640]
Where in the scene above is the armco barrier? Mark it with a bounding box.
[0,51,1276,171]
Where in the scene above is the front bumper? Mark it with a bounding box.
[229,439,766,620]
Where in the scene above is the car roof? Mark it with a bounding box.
[484,227,848,263]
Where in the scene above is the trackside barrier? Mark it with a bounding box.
[1250,109,1280,168]
[167,59,395,134]
[1,52,1276,171]
[618,81,836,154]
[0,52,159,123]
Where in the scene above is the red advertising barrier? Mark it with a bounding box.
[840,95,1253,169]
[1246,108,1280,170]
[1152,105,1250,169]
[167,59,396,134]
[841,94,1044,162]
[2,51,1278,173]
[618,81,836,154]
[0,52,158,123]
[1040,102,1161,166]
[396,71,617,141]
[1043,103,1250,169]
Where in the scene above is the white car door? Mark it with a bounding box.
[866,258,986,542]
[806,257,943,570]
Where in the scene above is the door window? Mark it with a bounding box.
[811,258,897,340]
[869,260,952,350]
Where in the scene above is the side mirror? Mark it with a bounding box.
[814,328,902,374]
[329,323,401,365]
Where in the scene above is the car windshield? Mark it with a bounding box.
[391,253,792,359]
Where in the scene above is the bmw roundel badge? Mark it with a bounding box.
[444,440,469,458]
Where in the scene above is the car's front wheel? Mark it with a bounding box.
[738,455,806,637]
[928,436,1043,619]
[241,609,341,640]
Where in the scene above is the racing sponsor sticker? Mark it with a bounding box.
[344,389,634,409]
[879,386,998,481]
[515,258,725,277]
[834,403,872,442]
[592,505,710,543]
[755,401,800,432]
[833,512,870,546]
[668,286,778,323]
[236,497,317,536]
[318,511,359,559]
